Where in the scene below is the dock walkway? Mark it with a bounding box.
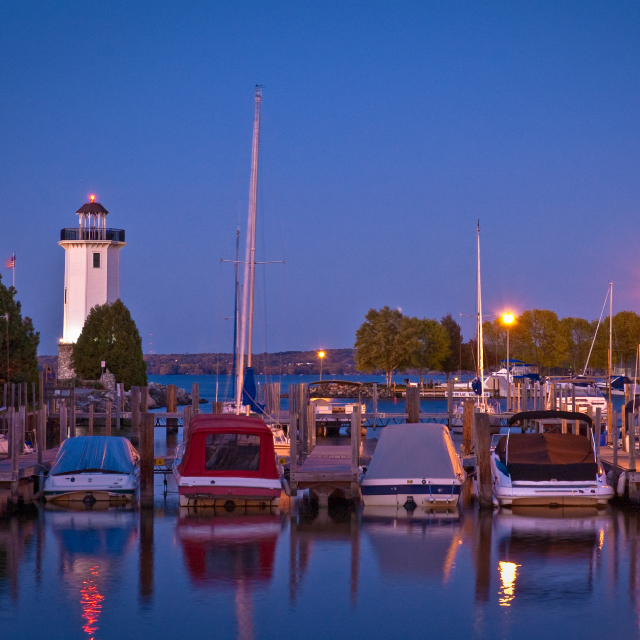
[0,448,58,483]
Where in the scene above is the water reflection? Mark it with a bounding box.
[362,505,464,584]
[5,501,640,639]
[48,504,137,639]
[176,506,283,640]
[494,507,613,605]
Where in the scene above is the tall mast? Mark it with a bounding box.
[609,281,613,420]
[477,221,485,407]
[236,86,262,412]
[231,226,240,400]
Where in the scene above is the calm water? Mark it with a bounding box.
[2,492,640,640]
[149,373,629,415]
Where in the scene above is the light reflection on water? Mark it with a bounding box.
[2,498,640,639]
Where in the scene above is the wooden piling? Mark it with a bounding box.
[447,378,453,427]
[70,402,76,438]
[182,406,192,446]
[622,406,627,452]
[351,404,361,500]
[116,383,123,430]
[472,412,493,509]
[106,402,112,436]
[289,413,298,497]
[140,412,154,508]
[18,405,25,454]
[167,384,178,434]
[613,410,619,471]
[89,402,94,435]
[307,403,316,449]
[131,386,141,445]
[191,382,199,414]
[595,408,602,463]
[60,401,67,444]
[406,385,420,423]
[11,410,19,502]
[372,382,378,431]
[629,409,636,473]
[38,371,45,465]
[462,400,473,456]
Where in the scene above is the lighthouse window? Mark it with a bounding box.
[93,253,101,268]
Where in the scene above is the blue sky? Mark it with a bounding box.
[1,1,639,355]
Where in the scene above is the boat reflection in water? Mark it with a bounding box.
[494,506,613,607]
[362,505,464,584]
[48,503,138,640]
[176,506,283,640]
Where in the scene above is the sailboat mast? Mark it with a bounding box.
[477,221,485,404]
[236,86,262,412]
[246,87,262,366]
[609,281,613,419]
[231,226,240,399]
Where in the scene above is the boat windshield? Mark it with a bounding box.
[205,433,261,471]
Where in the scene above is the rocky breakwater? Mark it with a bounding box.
[74,382,209,413]
[309,382,397,399]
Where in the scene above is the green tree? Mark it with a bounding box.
[510,309,568,373]
[440,313,462,381]
[612,311,640,374]
[73,299,147,389]
[560,316,594,374]
[405,317,450,386]
[0,274,39,385]
[482,319,506,371]
[354,306,412,386]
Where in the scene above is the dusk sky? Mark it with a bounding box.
[1,2,639,356]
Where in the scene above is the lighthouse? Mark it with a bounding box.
[57,196,126,379]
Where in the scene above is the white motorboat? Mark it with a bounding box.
[548,378,608,416]
[361,424,465,508]
[44,436,140,503]
[491,410,613,507]
[173,413,284,508]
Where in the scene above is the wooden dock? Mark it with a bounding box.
[0,448,58,483]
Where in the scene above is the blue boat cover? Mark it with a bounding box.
[50,436,139,475]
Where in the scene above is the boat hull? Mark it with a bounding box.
[361,481,462,507]
[173,469,282,508]
[44,471,139,503]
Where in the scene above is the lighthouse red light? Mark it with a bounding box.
[90,194,96,203]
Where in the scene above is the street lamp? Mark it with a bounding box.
[502,313,515,412]
[318,351,325,381]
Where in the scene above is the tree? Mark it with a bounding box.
[510,309,568,373]
[405,317,450,386]
[354,306,412,386]
[73,299,147,389]
[612,311,640,374]
[0,274,39,385]
[560,317,594,374]
[482,319,506,372]
[440,313,462,381]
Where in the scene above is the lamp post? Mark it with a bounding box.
[318,351,325,382]
[502,313,515,412]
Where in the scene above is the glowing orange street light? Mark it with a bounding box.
[318,351,326,381]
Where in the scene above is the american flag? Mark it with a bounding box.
[4,254,15,269]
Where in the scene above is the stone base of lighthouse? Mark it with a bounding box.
[58,343,76,380]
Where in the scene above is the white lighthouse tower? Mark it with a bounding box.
[57,196,126,379]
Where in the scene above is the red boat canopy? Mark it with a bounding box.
[178,414,280,480]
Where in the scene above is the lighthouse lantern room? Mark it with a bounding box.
[58,196,126,378]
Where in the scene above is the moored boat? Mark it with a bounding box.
[360,424,465,508]
[172,413,283,508]
[44,436,140,503]
[491,410,613,507]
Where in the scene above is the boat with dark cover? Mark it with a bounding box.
[491,410,613,507]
